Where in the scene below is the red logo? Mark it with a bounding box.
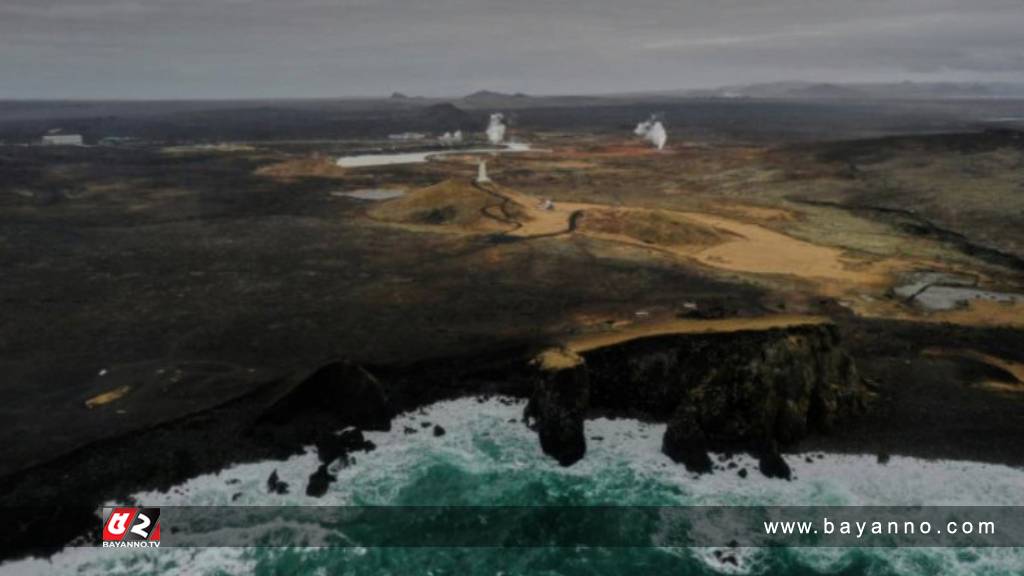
[102,507,161,547]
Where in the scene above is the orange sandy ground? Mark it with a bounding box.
[535,314,828,371]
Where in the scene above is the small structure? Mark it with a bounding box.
[476,160,491,183]
[539,198,554,211]
[387,132,427,141]
[41,134,83,146]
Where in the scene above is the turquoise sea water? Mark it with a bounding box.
[6,397,1024,575]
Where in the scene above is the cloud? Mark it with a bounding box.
[1,0,1022,98]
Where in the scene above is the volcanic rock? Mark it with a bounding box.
[266,469,289,494]
[259,361,395,436]
[662,403,713,473]
[524,362,588,466]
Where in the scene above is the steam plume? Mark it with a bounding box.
[486,113,506,145]
[634,115,667,150]
[439,130,463,146]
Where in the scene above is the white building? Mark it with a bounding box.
[387,132,427,141]
[476,161,491,183]
[41,134,83,146]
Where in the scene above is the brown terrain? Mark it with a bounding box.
[1,100,1023,556]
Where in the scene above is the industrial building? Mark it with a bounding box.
[41,134,84,146]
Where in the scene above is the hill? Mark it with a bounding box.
[367,179,529,233]
[685,81,1024,101]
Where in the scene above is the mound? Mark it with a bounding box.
[255,156,348,180]
[368,179,529,232]
[578,208,727,248]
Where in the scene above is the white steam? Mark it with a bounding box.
[438,130,463,146]
[486,113,507,145]
[634,116,668,150]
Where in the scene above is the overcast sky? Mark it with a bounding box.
[2,0,1023,99]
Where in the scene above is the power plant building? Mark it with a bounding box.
[41,134,84,146]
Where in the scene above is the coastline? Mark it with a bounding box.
[2,314,1024,560]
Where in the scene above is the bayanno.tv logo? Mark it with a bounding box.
[101,507,161,548]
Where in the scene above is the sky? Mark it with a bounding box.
[2,0,1023,99]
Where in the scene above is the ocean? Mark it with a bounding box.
[5,397,1024,575]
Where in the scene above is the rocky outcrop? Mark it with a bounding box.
[657,324,863,476]
[757,443,792,480]
[315,429,376,465]
[259,361,395,437]
[662,402,714,473]
[306,464,336,497]
[266,469,289,494]
[524,359,589,466]
[529,323,867,475]
[301,430,377,498]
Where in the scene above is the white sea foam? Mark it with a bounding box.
[5,546,257,576]
[4,397,1023,575]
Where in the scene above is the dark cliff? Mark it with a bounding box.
[525,323,868,474]
[0,322,868,559]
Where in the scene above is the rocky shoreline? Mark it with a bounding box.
[0,319,874,560]
[6,316,1024,562]
[525,323,868,478]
